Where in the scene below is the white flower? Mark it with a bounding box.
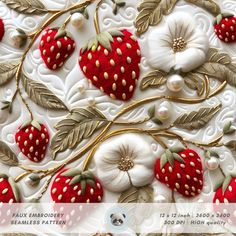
[147,12,209,73]
[94,134,156,192]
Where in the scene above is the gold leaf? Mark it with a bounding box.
[0,60,20,86]
[140,70,167,90]
[0,141,18,166]
[173,104,221,130]
[1,0,47,15]
[21,74,67,110]
[185,0,221,16]
[196,62,236,87]
[118,185,153,203]
[222,175,232,194]
[184,73,205,96]
[51,107,108,159]
[207,48,231,65]
[135,0,178,35]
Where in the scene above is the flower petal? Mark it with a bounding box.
[187,30,209,52]
[175,48,207,72]
[147,27,175,72]
[167,12,195,40]
[128,165,154,187]
[97,168,130,192]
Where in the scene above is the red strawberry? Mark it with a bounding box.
[79,29,141,101]
[213,176,236,204]
[0,174,20,203]
[15,120,49,163]
[0,18,4,41]
[39,28,75,70]
[51,169,103,203]
[214,13,236,43]
[154,149,203,198]
[213,176,236,225]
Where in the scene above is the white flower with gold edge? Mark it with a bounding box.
[93,134,156,192]
[147,12,209,73]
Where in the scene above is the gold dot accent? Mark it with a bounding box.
[127,57,132,64]
[83,66,87,73]
[122,79,126,86]
[132,71,136,79]
[104,72,109,79]
[121,67,125,73]
[97,45,101,51]
[126,43,132,49]
[88,53,92,60]
[100,86,104,92]
[104,49,109,56]
[129,85,134,92]
[95,60,100,67]
[112,83,117,91]
[114,74,118,81]
[92,45,97,52]
[110,93,116,99]
[122,93,126,100]
[172,37,187,53]
[118,156,134,171]
[116,48,122,55]
[110,59,115,66]
[93,76,98,81]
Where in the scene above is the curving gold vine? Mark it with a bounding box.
[0,0,235,204]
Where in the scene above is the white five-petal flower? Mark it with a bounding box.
[147,12,209,73]
[94,134,156,192]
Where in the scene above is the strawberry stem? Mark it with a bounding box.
[94,0,103,34]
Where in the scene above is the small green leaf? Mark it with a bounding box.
[223,121,236,134]
[222,175,232,194]
[214,179,224,192]
[69,175,82,185]
[54,28,67,40]
[31,120,41,131]
[148,106,155,118]
[152,117,163,125]
[81,179,87,195]
[62,168,81,177]
[166,149,174,167]
[0,173,8,179]
[169,146,185,154]
[82,171,94,179]
[160,153,167,169]
[86,179,95,188]
[173,153,185,164]
[21,120,31,129]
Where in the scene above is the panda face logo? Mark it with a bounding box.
[110,213,126,226]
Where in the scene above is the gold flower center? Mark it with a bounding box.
[118,156,134,171]
[172,37,187,52]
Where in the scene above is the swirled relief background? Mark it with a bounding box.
[0,0,236,235]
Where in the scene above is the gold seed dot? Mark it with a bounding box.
[95,60,100,67]
[127,57,132,64]
[116,48,122,55]
[100,86,104,92]
[122,93,126,100]
[132,71,136,79]
[121,66,125,73]
[110,59,115,66]
[122,79,126,86]
[137,49,141,56]
[104,49,109,56]
[112,83,117,91]
[117,37,122,42]
[114,74,118,81]
[129,85,134,92]
[97,45,101,51]
[110,93,116,99]
[93,76,98,81]
[126,43,132,49]
[104,72,109,79]
[88,53,92,60]
[92,45,97,52]
[83,66,87,73]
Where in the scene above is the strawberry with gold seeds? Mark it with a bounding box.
[155,148,204,198]
[79,29,141,101]
[214,13,236,43]
[51,169,103,203]
[39,28,76,70]
[15,120,49,163]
